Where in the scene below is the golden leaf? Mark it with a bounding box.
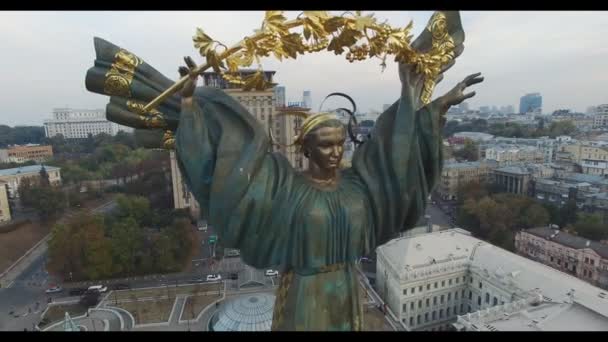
[264,10,288,35]
[279,33,305,59]
[354,13,375,31]
[242,71,268,91]
[302,11,329,40]
[327,28,361,55]
[323,17,345,33]
[193,28,214,56]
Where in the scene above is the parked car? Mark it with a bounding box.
[224,249,240,257]
[206,274,222,282]
[190,277,205,283]
[87,285,108,293]
[68,288,87,296]
[360,257,374,264]
[197,222,208,232]
[112,283,130,290]
[265,269,279,277]
[45,286,63,294]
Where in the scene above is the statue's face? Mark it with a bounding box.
[305,126,346,171]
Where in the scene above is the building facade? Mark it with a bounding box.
[44,108,129,139]
[169,151,200,219]
[519,93,542,114]
[376,228,608,332]
[302,90,312,110]
[0,165,62,199]
[437,161,498,201]
[515,227,608,290]
[0,181,11,222]
[485,145,544,166]
[592,104,608,128]
[0,144,53,163]
[492,165,532,195]
[274,86,286,107]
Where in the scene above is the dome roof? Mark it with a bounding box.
[211,293,276,331]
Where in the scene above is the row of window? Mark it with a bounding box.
[403,289,467,312]
[403,276,465,296]
[406,304,467,327]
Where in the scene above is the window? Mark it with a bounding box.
[448,293,452,301]
[591,259,595,266]
[478,296,482,306]
[434,282,438,289]
[432,311,436,320]
[470,277,473,283]
[454,306,458,315]
[425,313,429,323]
[417,315,421,325]
[493,297,498,306]
[410,317,414,326]
[440,309,444,318]
[427,284,431,290]
[469,291,472,300]
[449,279,452,286]
[551,256,555,262]
[426,298,430,307]
[441,280,445,287]
[419,286,423,292]
[479,282,483,289]
[410,302,414,310]
[468,305,471,312]
[433,296,437,305]
[557,259,561,265]
[461,304,464,312]
[462,290,465,297]
[412,287,415,294]
[456,277,460,284]
[441,295,444,304]
[485,293,490,304]
[447,307,451,316]
[418,300,422,308]
[403,303,407,312]
[455,292,459,300]
[403,289,407,296]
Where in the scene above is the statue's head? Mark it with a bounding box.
[300,118,346,171]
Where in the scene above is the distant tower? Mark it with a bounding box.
[303,91,312,109]
[274,86,286,107]
[519,93,542,114]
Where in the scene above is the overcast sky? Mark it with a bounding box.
[1,11,607,126]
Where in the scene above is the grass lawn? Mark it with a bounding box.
[40,303,88,328]
[181,294,220,321]
[0,221,49,273]
[109,283,222,302]
[115,298,175,325]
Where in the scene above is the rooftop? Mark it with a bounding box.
[494,165,531,175]
[525,226,608,259]
[0,164,60,177]
[211,293,275,331]
[378,228,608,330]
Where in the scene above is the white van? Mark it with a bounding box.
[87,285,108,293]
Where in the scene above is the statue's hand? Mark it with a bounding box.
[178,56,199,103]
[437,72,484,111]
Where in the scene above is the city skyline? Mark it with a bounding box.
[1,11,607,126]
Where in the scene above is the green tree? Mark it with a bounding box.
[31,186,66,221]
[572,213,607,241]
[520,203,550,228]
[110,217,143,276]
[453,139,479,161]
[153,234,178,272]
[115,194,152,226]
[82,215,113,280]
[39,165,50,187]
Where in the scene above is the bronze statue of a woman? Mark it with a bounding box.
[85,11,483,330]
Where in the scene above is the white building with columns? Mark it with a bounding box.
[375,228,608,331]
[44,108,131,139]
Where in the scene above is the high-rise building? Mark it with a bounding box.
[592,104,608,128]
[519,93,542,114]
[44,108,130,139]
[274,86,286,107]
[303,90,312,110]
